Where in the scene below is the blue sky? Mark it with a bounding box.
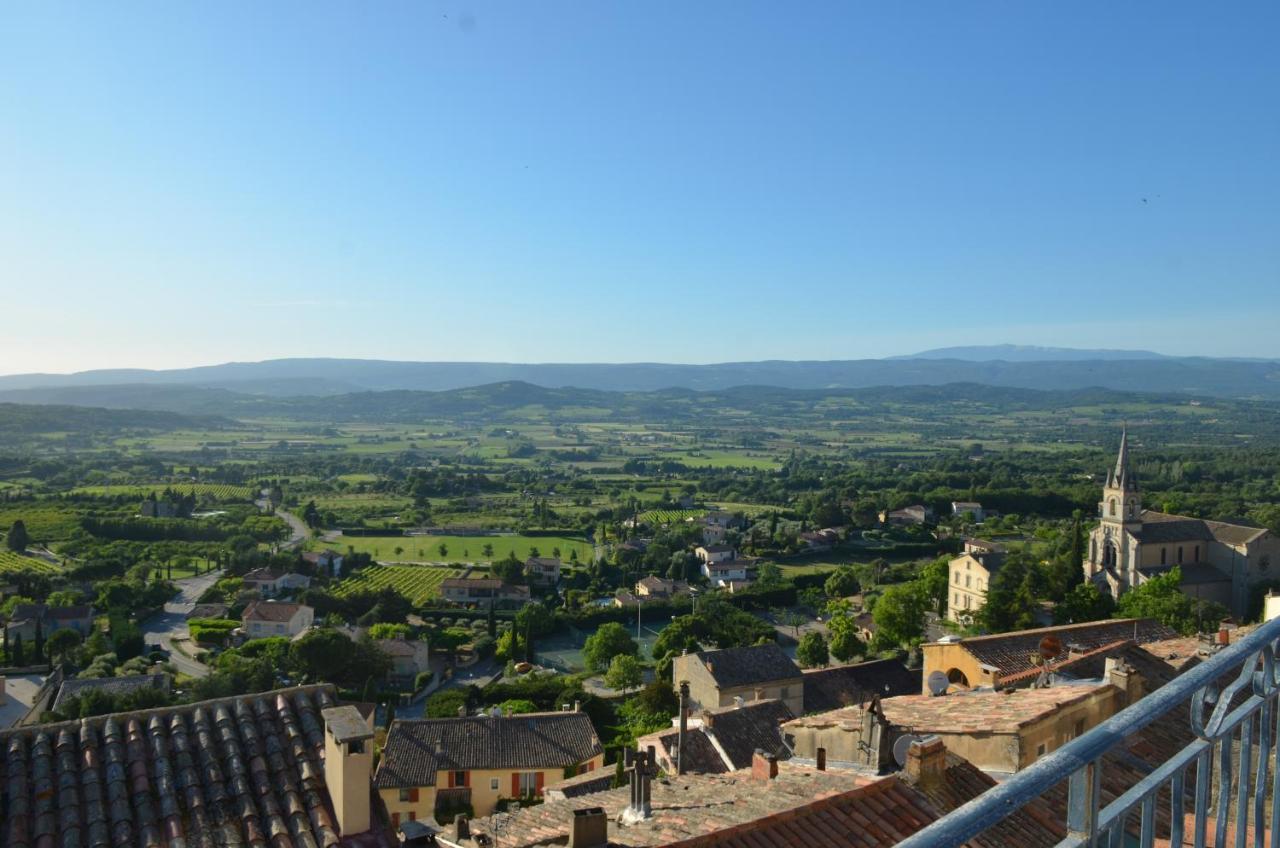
[2,2,1277,374]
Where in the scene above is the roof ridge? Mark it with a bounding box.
[956,618,1151,644]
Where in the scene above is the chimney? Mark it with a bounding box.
[1218,625,1231,646]
[569,807,608,848]
[1105,656,1142,706]
[732,695,745,710]
[574,700,581,713]
[623,749,652,823]
[677,681,690,775]
[321,706,374,836]
[904,736,946,788]
[457,705,466,717]
[455,815,471,841]
[816,747,827,771]
[751,749,779,781]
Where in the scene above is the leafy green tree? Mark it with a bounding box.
[6,520,29,553]
[829,627,865,663]
[1116,566,1226,635]
[974,553,1039,633]
[824,566,861,599]
[493,552,526,584]
[425,688,471,718]
[1054,582,1116,625]
[583,622,639,672]
[497,698,539,714]
[917,556,950,617]
[290,628,355,680]
[871,583,927,650]
[44,629,82,665]
[755,562,783,588]
[796,632,829,668]
[482,543,495,560]
[604,654,644,692]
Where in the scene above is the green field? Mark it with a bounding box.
[319,533,594,563]
[0,504,85,542]
[333,564,461,604]
[70,483,254,500]
[0,550,60,576]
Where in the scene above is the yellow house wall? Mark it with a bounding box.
[378,755,605,822]
[946,555,992,621]
[920,642,997,693]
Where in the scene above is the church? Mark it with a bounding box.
[1084,428,1280,618]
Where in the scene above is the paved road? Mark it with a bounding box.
[141,570,223,679]
[276,507,309,550]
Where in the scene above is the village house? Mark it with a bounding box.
[694,544,736,564]
[921,617,1177,692]
[635,575,691,599]
[439,577,531,608]
[524,556,562,585]
[945,538,1006,622]
[702,559,752,586]
[375,710,604,824]
[241,600,315,640]
[879,504,933,526]
[1085,427,1280,617]
[241,568,312,598]
[951,501,986,521]
[4,603,96,642]
[799,528,840,552]
[785,678,1127,774]
[376,637,433,687]
[51,673,171,715]
[673,644,805,716]
[700,522,727,545]
[302,549,344,577]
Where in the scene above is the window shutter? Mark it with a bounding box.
[410,787,419,803]
[462,771,470,787]
[512,773,521,797]
[535,772,544,795]
[447,771,454,788]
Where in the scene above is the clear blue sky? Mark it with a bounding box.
[2,2,1278,374]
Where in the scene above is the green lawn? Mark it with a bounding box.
[317,533,594,564]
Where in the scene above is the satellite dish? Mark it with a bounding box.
[926,670,949,696]
[892,734,924,768]
[1039,636,1063,661]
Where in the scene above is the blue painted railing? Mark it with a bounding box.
[896,615,1280,848]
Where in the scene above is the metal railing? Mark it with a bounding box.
[896,616,1280,848]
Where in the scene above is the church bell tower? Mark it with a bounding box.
[1099,426,1141,528]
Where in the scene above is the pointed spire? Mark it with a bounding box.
[1113,424,1128,484]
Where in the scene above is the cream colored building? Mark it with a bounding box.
[375,711,604,826]
[241,600,314,640]
[785,680,1125,774]
[672,643,804,716]
[1085,427,1280,617]
[945,539,1006,623]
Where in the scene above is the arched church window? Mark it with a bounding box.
[1109,499,1117,517]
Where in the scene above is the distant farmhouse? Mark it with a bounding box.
[1085,428,1280,617]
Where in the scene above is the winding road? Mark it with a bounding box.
[141,570,223,678]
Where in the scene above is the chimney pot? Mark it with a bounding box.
[569,807,608,848]
[751,749,779,781]
[904,735,946,787]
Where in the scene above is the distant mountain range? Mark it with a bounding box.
[1,349,1279,402]
[889,344,1175,362]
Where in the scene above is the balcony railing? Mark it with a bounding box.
[896,615,1280,848]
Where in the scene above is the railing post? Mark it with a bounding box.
[1067,759,1102,846]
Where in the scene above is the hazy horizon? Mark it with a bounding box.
[4,3,1278,373]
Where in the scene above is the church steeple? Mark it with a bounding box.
[1107,425,1137,492]
[1100,425,1141,525]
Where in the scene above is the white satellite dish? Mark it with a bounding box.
[926,670,949,696]
[892,734,923,768]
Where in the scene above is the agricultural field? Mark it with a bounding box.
[70,483,255,500]
[333,564,461,604]
[639,508,705,525]
[0,504,86,542]
[318,533,594,564]
[0,550,61,576]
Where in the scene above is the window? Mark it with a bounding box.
[451,770,468,787]
[779,687,790,700]
[399,789,411,802]
[1160,547,1166,565]
[1037,743,1047,756]
[964,575,970,588]
[349,739,365,754]
[490,778,500,791]
[518,772,539,795]
[953,572,959,584]
[1109,499,1117,516]
[1194,545,1200,561]
[1178,547,1184,564]
[1075,719,1085,737]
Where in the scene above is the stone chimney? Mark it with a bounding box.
[1105,656,1142,706]
[751,749,779,781]
[622,749,652,823]
[677,681,690,775]
[569,807,608,848]
[904,735,946,788]
[321,706,374,836]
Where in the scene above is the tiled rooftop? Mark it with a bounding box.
[787,682,1110,735]
[690,644,801,689]
[0,684,390,848]
[375,712,602,789]
[801,659,921,713]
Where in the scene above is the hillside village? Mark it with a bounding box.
[2,425,1280,845]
